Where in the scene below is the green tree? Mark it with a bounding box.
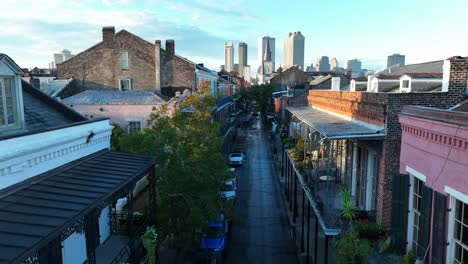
[248,84,274,119]
[120,82,231,254]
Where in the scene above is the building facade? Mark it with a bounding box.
[283,32,305,70]
[315,56,330,72]
[0,54,158,264]
[238,42,247,78]
[387,53,405,68]
[280,56,468,262]
[330,57,339,71]
[257,36,276,71]
[57,26,196,97]
[224,41,234,72]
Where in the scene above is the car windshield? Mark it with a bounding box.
[231,153,242,158]
[206,226,224,238]
[220,184,234,191]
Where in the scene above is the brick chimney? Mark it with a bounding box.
[102,26,115,44]
[443,56,468,96]
[166,40,174,56]
[155,40,161,94]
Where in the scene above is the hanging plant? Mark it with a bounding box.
[142,226,158,264]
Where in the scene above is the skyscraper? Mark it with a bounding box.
[257,36,275,71]
[387,54,405,68]
[345,59,362,73]
[224,41,234,72]
[283,31,305,70]
[330,57,339,71]
[315,56,330,71]
[239,42,248,77]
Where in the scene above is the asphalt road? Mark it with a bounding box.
[225,118,297,264]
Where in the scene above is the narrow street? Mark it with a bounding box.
[226,117,297,264]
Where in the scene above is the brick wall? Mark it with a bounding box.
[57,29,156,91]
[307,57,468,226]
[58,27,197,97]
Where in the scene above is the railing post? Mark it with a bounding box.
[148,168,157,226]
[127,187,135,260]
[306,199,311,264]
[301,188,305,252]
[85,209,98,264]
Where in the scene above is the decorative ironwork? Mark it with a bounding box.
[21,252,39,264]
[60,217,85,241]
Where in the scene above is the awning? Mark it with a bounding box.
[0,150,157,263]
[286,106,385,140]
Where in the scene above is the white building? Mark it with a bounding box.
[345,59,362,77]
[0,53,157,263]
[257,36,275,71]
[49,49,75,69]
[224,41,234,72]
[330,57,339,71]
[243,65,251,81]
[283,31,305,70]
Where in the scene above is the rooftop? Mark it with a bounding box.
[62,90,167,105]
[378,60,443,75]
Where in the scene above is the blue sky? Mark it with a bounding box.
[1,0,467,73]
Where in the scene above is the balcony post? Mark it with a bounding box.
[84,209,98,264]
[127,187,135,259]
[306,199,311,264]
[149,168,157,225]
[301,188,305,252]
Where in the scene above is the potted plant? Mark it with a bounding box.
[354,222,386,241]
[341,188,356,221]
[334,228,371,264]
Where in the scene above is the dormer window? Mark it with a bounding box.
[0,77,18,129]
[402,80,410,89]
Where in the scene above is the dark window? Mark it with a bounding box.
[402,80,410,88]
[128,121,141,134]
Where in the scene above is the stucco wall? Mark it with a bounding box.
[68,104,163,130]
[400,114,468,195]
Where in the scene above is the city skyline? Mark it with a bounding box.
[1,0,467,73]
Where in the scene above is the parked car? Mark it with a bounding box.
[219,179,236,201]
[229,153,244,166]
[198,214,229,261]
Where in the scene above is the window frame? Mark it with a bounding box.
[127,120,142,134]
[402,80,410,89]
[453,199,468,264]
[0,75,21,131]
[121,51,129,70]
[119,79,132,91]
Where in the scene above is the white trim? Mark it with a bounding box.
[407,175,415,252]
[446,194,456,263]
[406,165,426,182]
[445,185,468,205]
[119,78,132,91]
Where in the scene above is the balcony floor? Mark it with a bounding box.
[96,235,129,263]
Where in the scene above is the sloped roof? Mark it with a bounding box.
[0,81,87,140]
[378,60,443,75]
[62,90,166,105]
[0,150,157,263]
[403,72,443,79]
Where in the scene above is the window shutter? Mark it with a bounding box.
[391,173,410,253]
[417,184,432,261]
[431,191,446,264]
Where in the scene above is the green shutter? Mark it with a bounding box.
[391,173,410,253]
[431,191,447,264]
[417,184,433,261]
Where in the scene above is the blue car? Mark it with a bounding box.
[198,214,229,261]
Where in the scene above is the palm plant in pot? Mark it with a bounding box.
[341,188,356,222]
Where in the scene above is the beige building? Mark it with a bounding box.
[283,31,305,70]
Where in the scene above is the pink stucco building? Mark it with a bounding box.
[399,104,468,263]
[63,90,166,133]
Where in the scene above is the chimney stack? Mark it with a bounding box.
[166,40,174,55]
[443,56,468,95]
[155,40,161,94]
[102,26,115,44]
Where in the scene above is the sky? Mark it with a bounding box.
[1,0,467,74]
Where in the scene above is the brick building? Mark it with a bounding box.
[280,56,467,262]
[57,26,196,97]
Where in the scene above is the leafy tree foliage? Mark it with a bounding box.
[249,84,274,117]
[117,82,231,250]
